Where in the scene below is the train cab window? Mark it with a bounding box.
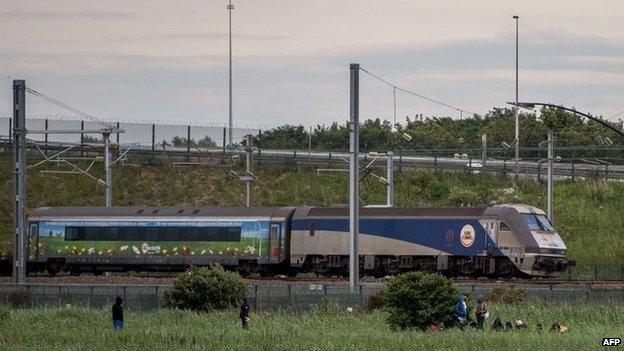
[500,222,510,231]
[521,214,541,231]
[66,227,78,240]
[309,223,315,237]
[536,215,555,232]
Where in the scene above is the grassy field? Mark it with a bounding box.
[0,305,622,350]
[1,154,623,265]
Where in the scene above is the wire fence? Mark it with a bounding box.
[0,117,261,149]
[0,282,622,311]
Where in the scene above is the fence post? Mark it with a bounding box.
[222,127,226,156]
[503,160,507,175]
[116,122,120,145]
[151,124,156,153]
[571,161,575,180]
[254,285,258,311]
[594,265,599,280]
[44,118,49,156]
[621,264,624,281]
[537,162,541,181]
[186,125,191,162]
[605,164,609,180]
[80,120,84,157]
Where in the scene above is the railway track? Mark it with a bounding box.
[1,274,623,286]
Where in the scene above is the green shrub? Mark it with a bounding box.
[385,272,457,330]
[163,265,247,312]
[0,306,9,322]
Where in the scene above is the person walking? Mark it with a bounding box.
[239,298,250,329]
[454,295,468,328]
[475,295,488,329]
[112,296,124,330]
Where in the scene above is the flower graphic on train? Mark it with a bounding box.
[244,246,256,255]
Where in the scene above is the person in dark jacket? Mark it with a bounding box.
[112,296,124,330]
[239,298,250,329]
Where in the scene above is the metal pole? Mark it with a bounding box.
[513,15,520,180]
[12,79,26,284]
[547,129,553,221]
[227,0,234,146]
[44,119,49,156]
[387,151,394,206]
[481,133,487,168]
[80,120,84,157]
[245,134,252,207]
[308,125,312,161]
[349,63,360,292]
[104,133,112,207]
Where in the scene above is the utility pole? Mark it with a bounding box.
[481,133,487,168]
[513,15,520,180]
[12,80,26,284]
[104,133,112,207]
[547,129,554,221]
[387,151,394,206]
[227,0,234,146]
[349,63,360,292]
[245,134,253,207]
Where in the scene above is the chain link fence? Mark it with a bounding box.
[0,282,623,311]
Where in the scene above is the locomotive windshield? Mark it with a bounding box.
[522,213,554,233]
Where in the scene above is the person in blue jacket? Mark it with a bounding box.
[454,295,468,328]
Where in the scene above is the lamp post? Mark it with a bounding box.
[227,0,234,146]
[513,15,520,180]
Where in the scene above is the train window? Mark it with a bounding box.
[187,227,201,241]
[309,223,315,236]
[145,227,158,241]
[64,225,241,241]
[107,227,120,241]
[521,214,541,231]
[65,227,78,240]
[500,222,510,231]
[536,215,555,232]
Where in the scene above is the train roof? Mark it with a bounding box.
[294,206,487,219]
[29,206,296,219]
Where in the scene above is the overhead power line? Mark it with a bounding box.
[607,109,624,121]
[359,67,479,117]
[25,87,116,129]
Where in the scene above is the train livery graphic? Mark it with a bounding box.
[26,204,570,277]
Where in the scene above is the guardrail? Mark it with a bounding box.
[1,139,624,181]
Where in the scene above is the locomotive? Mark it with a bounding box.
[27,204,569,277]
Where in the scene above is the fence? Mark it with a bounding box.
[0,117,261,150]
[0,282,623,311]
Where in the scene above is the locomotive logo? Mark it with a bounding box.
[460,224,476,247]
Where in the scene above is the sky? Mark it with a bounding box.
[1,0,623,128]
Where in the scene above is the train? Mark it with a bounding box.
[26,204,570,277]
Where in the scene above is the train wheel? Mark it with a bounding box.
[69,266,82,276]
[46,261,63,276]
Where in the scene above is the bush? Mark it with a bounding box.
[362,289,386,312]
[385,272,457,330]
[163,265,247,312]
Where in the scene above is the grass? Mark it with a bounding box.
[0,304,622,350]
[0,154,623,265]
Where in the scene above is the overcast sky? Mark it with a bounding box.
[1,0,623,128]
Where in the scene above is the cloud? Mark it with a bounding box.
[1,9,138,20]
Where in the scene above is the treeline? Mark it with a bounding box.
[255,107,624,153]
